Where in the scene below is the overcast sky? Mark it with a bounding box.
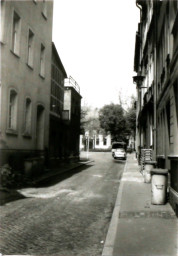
[52,0,139,109]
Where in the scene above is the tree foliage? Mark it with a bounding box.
[125,107,136,135]
[99,100,136,141]
[125,97,136,136]
[80,106,102,136]
[99,104,126,141]
[80,105,90,134]
[81,96,136,142]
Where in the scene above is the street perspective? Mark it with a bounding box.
[0,0,178,256]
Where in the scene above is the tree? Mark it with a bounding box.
[80,105,90,134]
[80,107,103,136]
[99,104,126,141]
[125,96,136,135]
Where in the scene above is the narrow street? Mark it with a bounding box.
[0,152,125,256]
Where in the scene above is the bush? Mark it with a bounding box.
[0,164,24,189]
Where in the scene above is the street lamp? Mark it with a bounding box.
[133,75,145,88]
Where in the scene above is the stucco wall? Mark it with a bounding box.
[0,1,53,152]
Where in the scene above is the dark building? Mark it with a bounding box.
[63,77,82,161]
[49,43,67,165]
[49,46,82,166]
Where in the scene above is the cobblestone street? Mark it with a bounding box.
[0,152,125,256]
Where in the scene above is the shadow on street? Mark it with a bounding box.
[0,164,94,206]
[34,164,94,188]
[0,189,26,206]
[112,160,126,164]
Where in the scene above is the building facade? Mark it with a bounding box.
[134,0,178,213]
[48,43,67,166]
[80,133,112,151]
[63,77,82,160]
[79,107,112,151]
[0,0,53,173]
[48,47,82,165]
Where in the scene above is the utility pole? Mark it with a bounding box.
[85,131,89,160]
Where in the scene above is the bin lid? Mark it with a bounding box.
[151,168,168,175]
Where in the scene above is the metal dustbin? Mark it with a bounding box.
[151,169,168,205]
[144,161,157,183]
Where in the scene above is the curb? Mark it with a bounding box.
[102,159,127,256]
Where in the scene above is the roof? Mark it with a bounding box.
[52,42,67,78]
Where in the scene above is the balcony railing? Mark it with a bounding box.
[64,76,80,94]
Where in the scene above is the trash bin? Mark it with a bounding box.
[151,169,168,205]
[144,161,157,183]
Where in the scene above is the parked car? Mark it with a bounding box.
[113,148,127,160]
[111,142,126,157]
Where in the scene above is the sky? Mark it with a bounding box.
[52,0,140,109]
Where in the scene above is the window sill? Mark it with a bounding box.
[6,129,18,136]
[0,40,5,45]
[26,63,34,70]
[22,132,32,139]
[10,50,20,59]
[39,73,45,79]
[168,155,178,160]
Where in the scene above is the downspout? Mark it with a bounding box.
[139,87,142,149]
[136,0,142,159]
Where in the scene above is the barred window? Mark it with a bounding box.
[24,98,32,135]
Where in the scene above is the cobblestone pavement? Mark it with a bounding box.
[0,152,125,256]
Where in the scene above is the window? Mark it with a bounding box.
[104,138,107,145]
[27,29,34,67]
[40,44,45,77]
[8,90,18,130]
[96,138,99,145]
[24,98,32,135]
[12,11,21,55]
[42,0,47,19]
[0,0,5,42]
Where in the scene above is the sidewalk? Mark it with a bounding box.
[102,153,178,256]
